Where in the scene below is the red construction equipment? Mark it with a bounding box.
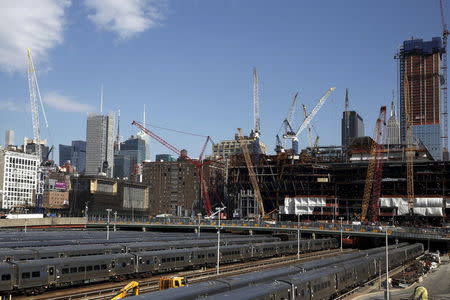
[132,121,213,215]
[370,107,388,222]
[360,106,387,222]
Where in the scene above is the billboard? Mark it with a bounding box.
[54,182,67,189]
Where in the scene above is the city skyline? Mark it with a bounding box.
[0,1,447,159]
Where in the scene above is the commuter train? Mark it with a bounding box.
[0,236,280,262]
[0,238,337,295]
[134,243,423,300]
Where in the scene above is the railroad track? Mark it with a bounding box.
[21,248,353,300]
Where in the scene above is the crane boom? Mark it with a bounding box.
[237,128,265,217]
[283,87,335,140]
[360,106,387,221]
[286,92,298,127]
[302,104,315,148]
[199,136,210,161]
[253,68,260,135]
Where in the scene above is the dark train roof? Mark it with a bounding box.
[10,253,134,267]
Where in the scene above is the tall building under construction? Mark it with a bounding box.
[398,37,445,160]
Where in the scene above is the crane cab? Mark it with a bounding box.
[159,276,186,290]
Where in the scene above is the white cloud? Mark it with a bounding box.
[85,0,165,40]
[0,100,22,112]
[43,92,95,113]
[0,0,70,72]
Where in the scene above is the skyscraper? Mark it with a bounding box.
[71,140,86,173]
[341,89,365,147]
[397,37,444,160]
[85,113,115,177]
[5,130,14,146]
[386,101,401,145]
[59,144,73,166]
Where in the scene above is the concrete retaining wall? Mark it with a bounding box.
[0,217,87,228]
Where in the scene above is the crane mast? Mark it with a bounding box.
[253,68,260,136]
[27,49,48,210]
[360,106,387,222]
[237,128,265,218]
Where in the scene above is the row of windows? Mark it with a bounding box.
[161,256,185,263]
[6,157,38,166]
[61,264,107,274]
[223,250,240,256]
[313,280,331,292]
[21,271,40,279]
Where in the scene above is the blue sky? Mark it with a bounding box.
[0,0,446,160]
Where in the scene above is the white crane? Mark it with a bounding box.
[276,92,298,153]
[283,87,335,153]
[27,49,48,210]
[253,67,260,137]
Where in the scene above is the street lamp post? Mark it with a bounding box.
[215,206,226,275]
[339,217,344,252]
[197,213,202,237]
[106,209,112,240]
[385,228,390,300]
[297,214,301,260]
[114,211,117,232]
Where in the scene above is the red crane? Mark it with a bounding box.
[370,107,387,222]
[132,121,213,215]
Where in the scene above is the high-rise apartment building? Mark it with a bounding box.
[341,111,365,147]
[0,149,39,209]
[85,113,115,177]
[386,101,401,145]
[5,130,14,147]
[398,37,444,160]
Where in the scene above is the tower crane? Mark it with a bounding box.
[27,49,49,211]
[360,106,387,222]
[237,128,265,218]
[252,68,261,164]
[132,121,214,215]
[302,104,315,148]
[440,0,449,159]
[283,87,335,154]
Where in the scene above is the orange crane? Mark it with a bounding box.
[360,106,387,222]
[237,128,265,218]
[132,121,214,215]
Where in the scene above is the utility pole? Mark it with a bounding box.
[216,206,226,275]
[114,211,117,232]
[385,231,389,298]
[106,208,112,240]
[339,217,344,252]
[297,214,301,259]
[197,213,202,237]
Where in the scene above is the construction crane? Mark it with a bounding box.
[237,128,265,218]
[112,281,139,299]
[302,104,315,148]
[283,87,335,154]
[404,74,415,210]
[252,68,261,164]
[199,136,211,161]
[360,106,387,222]
[27,49,49,212]
[276,92,299,153]
[440,0,449,158]
[131,121,213,215]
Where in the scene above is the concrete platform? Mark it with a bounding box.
[0,217,87,229]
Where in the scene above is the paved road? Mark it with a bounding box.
[354,257,450,300]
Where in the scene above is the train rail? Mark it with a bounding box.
[20,248,353,300]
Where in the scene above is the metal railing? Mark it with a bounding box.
[87,215,450,239]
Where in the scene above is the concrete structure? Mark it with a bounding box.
[212,133,267,160]
[386,101,401,145]
[85,113,115,177]
[70,175,149,217]
[155,154,175,162]
[398,37,444,160]
[23,137,49,163]
[142,160,199,216]
[4,130,14,147]
[341,111,365,147]
[0,148,39,209]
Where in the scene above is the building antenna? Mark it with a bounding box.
[116,108,121,152]
[100,84,103,113]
